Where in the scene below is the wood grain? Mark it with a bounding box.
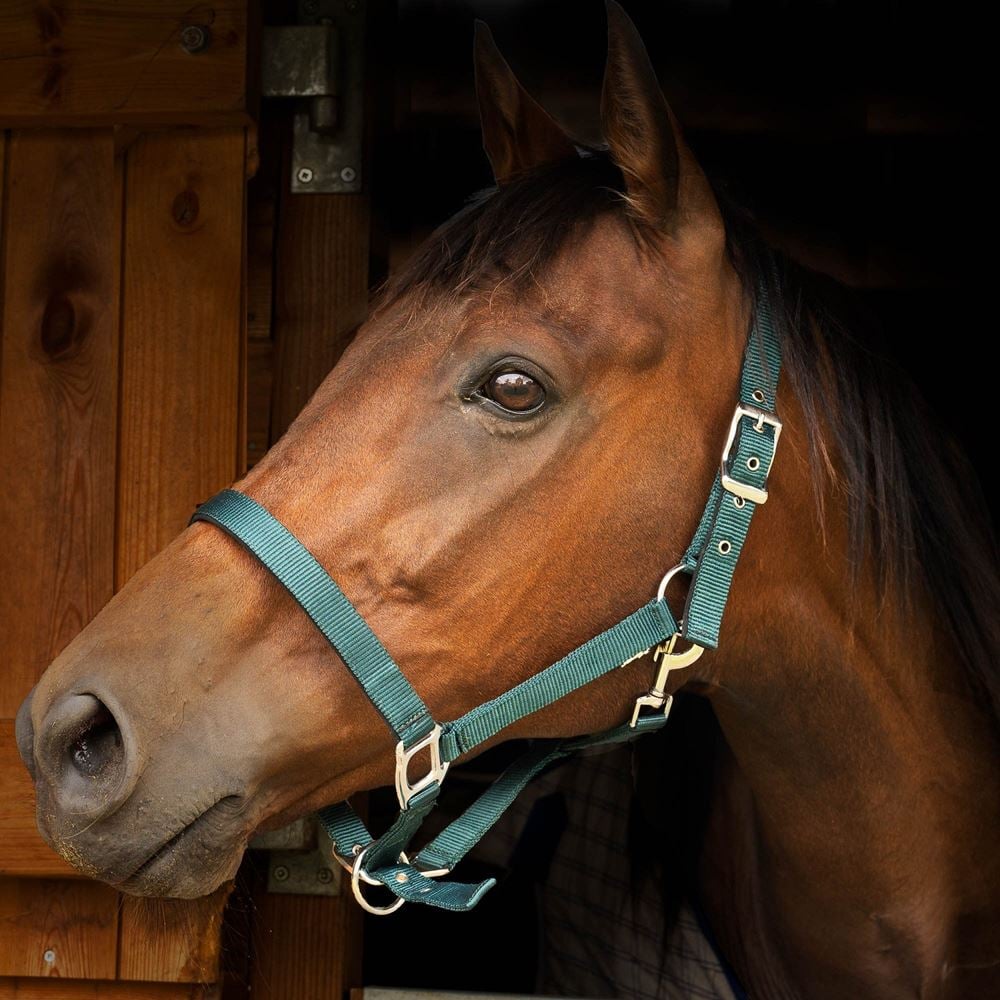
[0,129,120,719]
[246,338,274,469]
[117,889,230,983]
[0,722,75,878]
[113,127,245,983]
[0,2,249,127]
[0,878,118,979]
[116,129,245,584]
[249,889,363,1000]
[245,137,372,1000]
[0,980,216,998]
[270,193,371,438]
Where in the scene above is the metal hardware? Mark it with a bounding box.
[720,403,782,505]
[351,845,406,915]
[180,25,211,55]
[619,564,692,669]
[250,816,316,850]
[399,850,450,879]
[265,824,341,896]
[656,562,689,603]
[629,632,704,728]
[718,540,731,554]
[261,1,366,193]
[395,725,449,809]
[332,844,451,882]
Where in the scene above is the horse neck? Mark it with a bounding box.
[694,386,1000,1000]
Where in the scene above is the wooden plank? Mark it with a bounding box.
[0,878,118,979]
[247,132,371,1000]
[249,889,363,1000]
[247,338,274,469]
[114,128,245,982]
[116,129,245,582]
[246,154,277,343]
[0,2,249,127]
[0,980,215,999]
[270,193,370,438]
[117,889,230,983]
[0,722,76,878]
[0,129,119,719]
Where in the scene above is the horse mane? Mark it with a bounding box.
[384,151,1000,726]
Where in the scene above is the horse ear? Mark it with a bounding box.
[602,1,714,233]
[474,21,578,185]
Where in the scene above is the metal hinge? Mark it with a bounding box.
[261,0,366,193]
[250,817,341,896]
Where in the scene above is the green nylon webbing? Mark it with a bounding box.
[439,598,676,761]
[318,713,666,911]
[412,715,665,873]
[311,596,674,912]
[680,291,782,647]
[191,490,434,748]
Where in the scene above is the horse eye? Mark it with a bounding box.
[482,370,546,413]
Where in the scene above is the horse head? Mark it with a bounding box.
[18,4,773,898]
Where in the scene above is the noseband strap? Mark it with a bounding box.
[191,288,782,914]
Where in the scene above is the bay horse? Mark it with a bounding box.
[15,3,999,997]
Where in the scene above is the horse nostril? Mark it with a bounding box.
[67,703,122,779]
[36,693,132,816]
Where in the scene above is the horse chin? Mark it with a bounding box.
[43,792,249,900]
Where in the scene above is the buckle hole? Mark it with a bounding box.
[733,496,746,508]
[718,540,732,555]
[746,457,760,471]
[752,389,765,403]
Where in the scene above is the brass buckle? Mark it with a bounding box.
[720,403,782,505]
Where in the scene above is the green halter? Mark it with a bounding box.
[191,290,782,915]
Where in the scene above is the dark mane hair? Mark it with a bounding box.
[384,151,1000,727]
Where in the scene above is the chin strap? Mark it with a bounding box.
[190,289,782,915]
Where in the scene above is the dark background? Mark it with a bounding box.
[351,0,991,990]
[373,0,990,450]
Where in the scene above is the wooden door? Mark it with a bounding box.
[0,2,390,995]
[0,5,245,997]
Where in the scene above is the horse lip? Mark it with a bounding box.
[113,795,242,891]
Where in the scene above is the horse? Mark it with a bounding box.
[15,3,999,997]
